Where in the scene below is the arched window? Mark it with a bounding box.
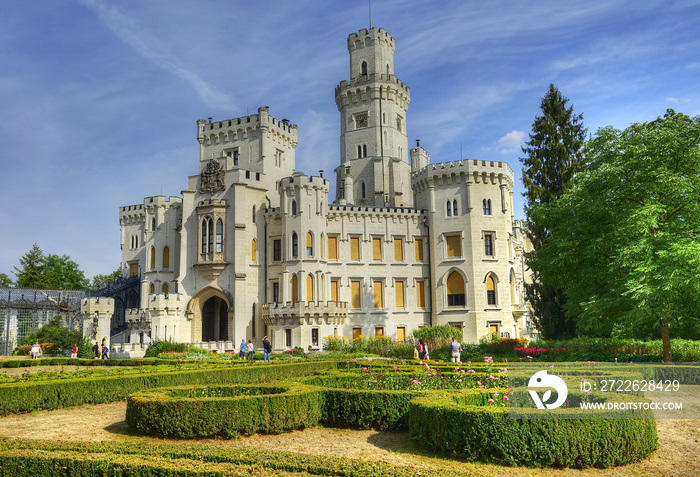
[362,144,367,157]
[152,218,156,231]
[446,271,465,307]
[162,246,169,268]
[149,283,155,294]
[361,182,366,199]
[150,246,156,269]
[487,275,497,306]
[306,274,314,304]
[361,61,367,76]
[215,219,223,253]
[320,233,325,258]
[201,218,208,253]
[162,283,169,294]
[291,200,297,216]
[453,200,458,216]
[358,145,362,158]
[306,232,313,257]
[291,274,298,304]
[446,201,452,217]
[483,199,492,215]
[292,232,298,258]
[251,238,257,262]
[252,205,256,223]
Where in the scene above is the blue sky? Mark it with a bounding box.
[1,0,699,281]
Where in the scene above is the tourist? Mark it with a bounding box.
[247,340,254,360]
[413,345,419,360]
[30,342,41,360]
[448,337,462,363]
[418,339,426,359]
[93,342,100,359]
[262,336,271,362]
[71,343,78,359]
[102,344,109,359]
[239,339,246,360]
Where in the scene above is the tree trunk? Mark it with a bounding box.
[660,317,672,363]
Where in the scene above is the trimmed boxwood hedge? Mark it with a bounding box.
[0,360,336,416]
[0,438,465,477]
[126,383,323,438]
[409,390,658,468]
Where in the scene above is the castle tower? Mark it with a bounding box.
[334,28,412,208]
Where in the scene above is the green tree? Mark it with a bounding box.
[44,254,89,290]
[16,316,93,358]
[520,84,587,339]
[91,268,123,290]
[13,243,49,288]
[530,110,700,362]
[0,273,12,287]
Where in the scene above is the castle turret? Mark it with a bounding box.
[334,28,412,208]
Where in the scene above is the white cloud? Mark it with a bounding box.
[78,0,235,111]
[665,97,680,104]
[497,130,526,154]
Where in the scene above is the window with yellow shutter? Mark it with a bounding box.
[328,236,338,260]
[351,280,361,308]
[446,235,462,257]
[416,280,426,308]
[350,237,360,260]
[373,280,383,308]
[395,280,405,308]
[396,326,406,341]
[375,327,384,337]
[415,238,424,261]
[372,237,382,260]
[394,237,403,261]
[251,238,257,262]
[306,274,314,304]
[331,279,339,302]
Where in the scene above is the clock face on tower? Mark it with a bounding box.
[355,112,368,128]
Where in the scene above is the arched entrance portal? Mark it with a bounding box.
[201,296,229,341]
[188,287,232,343]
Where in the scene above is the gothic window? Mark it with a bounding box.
[446,201,452,217]
[396,116,402,132]
[358,145,362,158]
[162,246,169,268]
[447,271,466,307]
[152,218,156,231]
[233,150,239,166]
[292,232,298,258]
[484,234,494,257]
[201,219,208,253]
[306,232,313,257]
[215,219,223,252]
[483,199,492,215]
[150,246,156,269]
[291,200,297,216]
[306,274,314,304]
[273,239,281,261]
[162,283,169,294]
[208,218,214,252]
[361,61,367,76]
[291,274,298,304]
[252,205,256,223]
[453,200,458,216]
[362,144,367,157]
[251,303,257,338]
[487,275,497,306]
[149,283,155,294]
[361,182,366,199]
[251,238,257,262]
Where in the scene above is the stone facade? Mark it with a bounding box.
[117,27,532,352]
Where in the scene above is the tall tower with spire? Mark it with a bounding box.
[334,27,412,207]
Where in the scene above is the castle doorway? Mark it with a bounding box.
[201,296,228,341]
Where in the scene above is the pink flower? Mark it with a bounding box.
[488,398,495,403]
[457,379,462,383]
[477,381,482,386]
[503,396,509,401]
[361,367,367,371]
[367,358,372,362]
[24,368,29,372]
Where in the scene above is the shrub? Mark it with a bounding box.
[411,325,463,352]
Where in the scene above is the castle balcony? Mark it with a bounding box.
[511,303,529,318]
[262,301,348,327]
[194,251,228,280]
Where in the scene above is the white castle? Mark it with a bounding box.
[117,27,532,353]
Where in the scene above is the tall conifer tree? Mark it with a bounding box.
[13,243,49,288]
[520,84,586,338]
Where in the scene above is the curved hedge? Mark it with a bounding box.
[409,390,658,468]
[126,384,322,438]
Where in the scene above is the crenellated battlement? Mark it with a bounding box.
[411,159,515,190]
[335,74,410,111]
[197,106,298,149]
[348,27,395,53]
[279,172,329,191]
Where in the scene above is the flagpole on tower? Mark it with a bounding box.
[369,0,372,29]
